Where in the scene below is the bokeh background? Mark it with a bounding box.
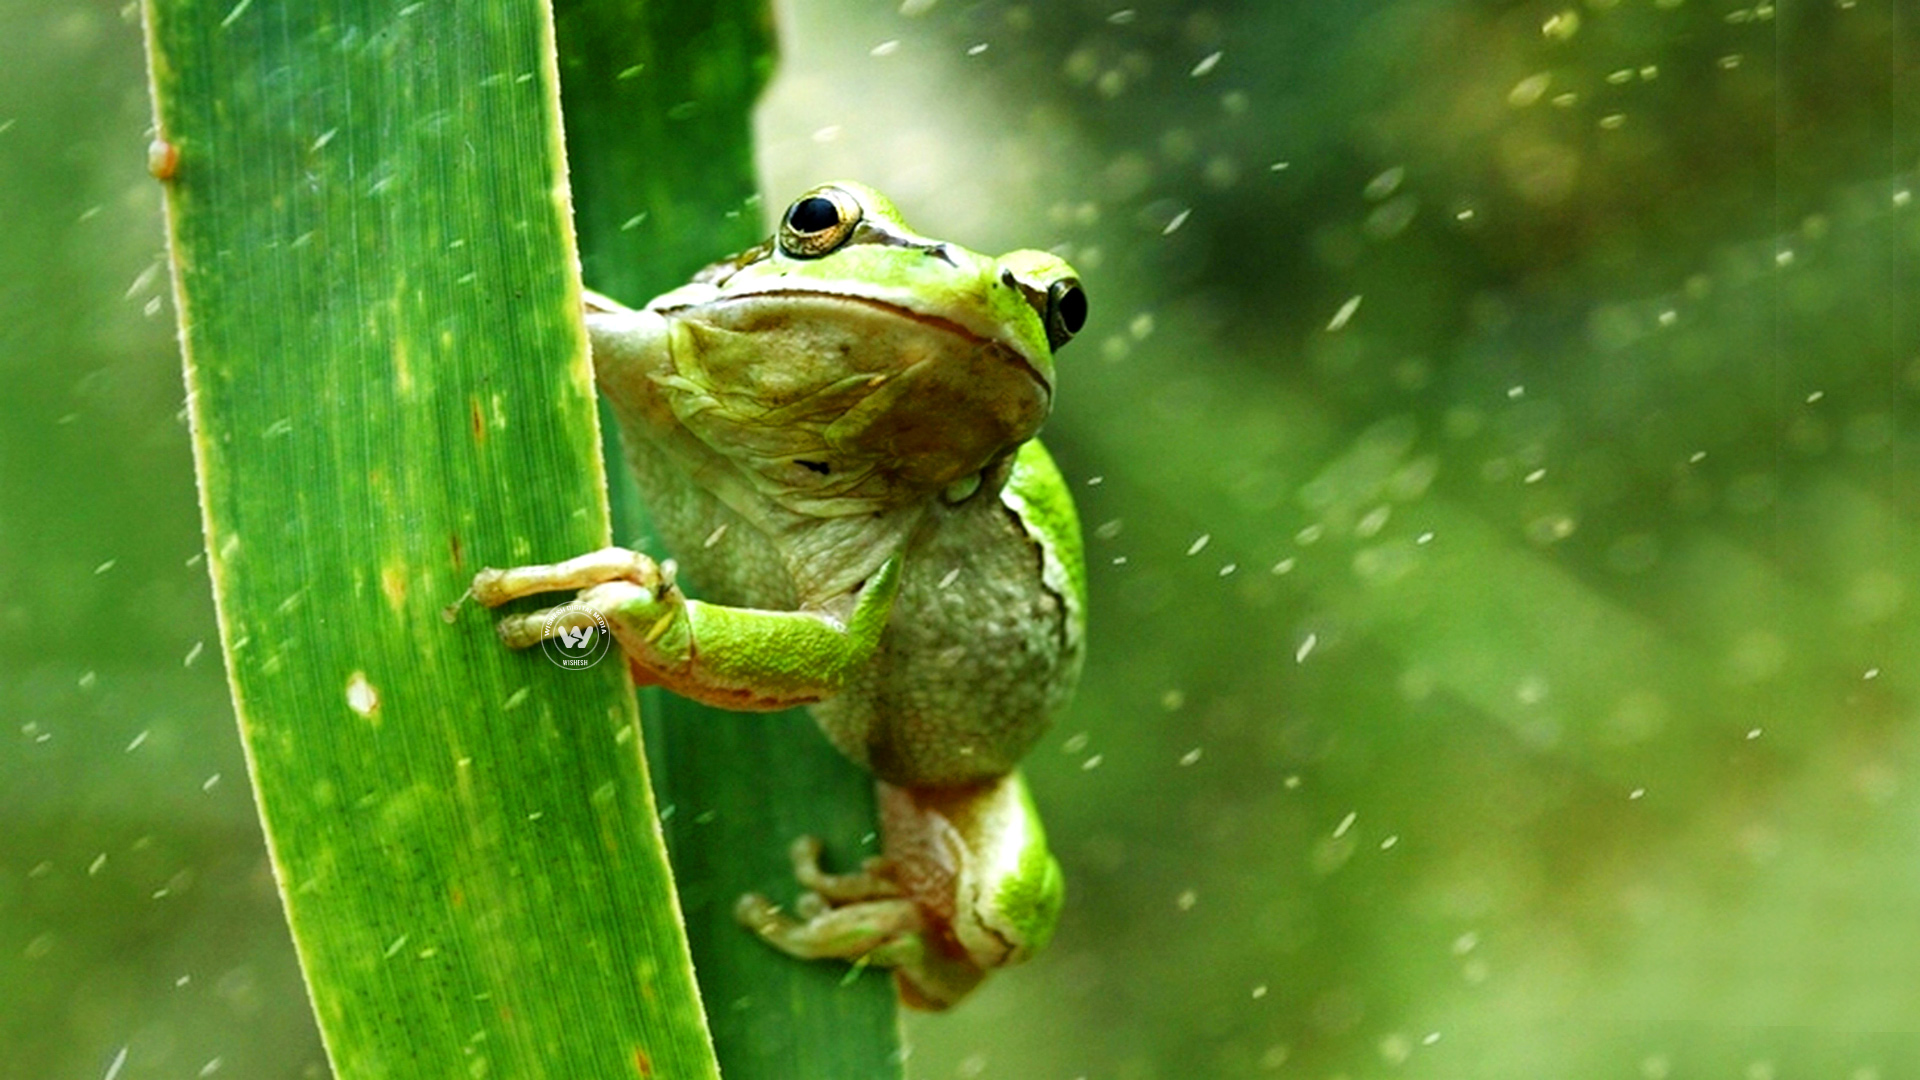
[6,0,1920,1077]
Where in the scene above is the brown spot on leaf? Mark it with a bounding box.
[147,139,178,181]
[381,564,408,609]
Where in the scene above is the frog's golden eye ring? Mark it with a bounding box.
[1045,279,1088,351]
[780,186,863,257]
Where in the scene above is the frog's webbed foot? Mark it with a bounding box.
[735,835,985,1010]
[470,547,672,649]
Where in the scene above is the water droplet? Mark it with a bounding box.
[1327,294,1363,331]
[1508,73,1552,107]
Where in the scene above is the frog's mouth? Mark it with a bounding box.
[726,288,1053,398]
[672,289,1055,494]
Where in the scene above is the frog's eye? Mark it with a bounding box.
[780,187,862,258]
[1044,278,1088,351]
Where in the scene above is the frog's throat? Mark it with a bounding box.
[673,288,1054,401]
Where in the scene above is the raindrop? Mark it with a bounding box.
[1508,73,1552,107]
[1326,295,1363,331]
[1363,166,1405,201]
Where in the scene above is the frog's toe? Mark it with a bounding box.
[734,891,783,932]
[785,837,902,901]
[787,835,826,876]
[494,611,550,650]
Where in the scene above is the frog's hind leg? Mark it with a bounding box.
[733,890,983,1009]
[734,834,908,946]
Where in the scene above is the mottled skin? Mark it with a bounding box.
[472,183,1087,1008]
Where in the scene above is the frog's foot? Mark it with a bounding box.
[470,548,672,649]
[787,835,902,902]
[734,890,924,963]
[735,837,986,1009]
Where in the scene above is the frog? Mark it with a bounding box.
[470,182,1088,1009]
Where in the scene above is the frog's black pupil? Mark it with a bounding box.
[788,197,841,234]
[1056,286,1088,334]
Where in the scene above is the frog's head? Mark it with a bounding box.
[660,182,1086,512]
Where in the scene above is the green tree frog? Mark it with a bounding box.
[471,183,1088,1009]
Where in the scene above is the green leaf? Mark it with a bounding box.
[553,3,905,1077]
[143,2,719,1077]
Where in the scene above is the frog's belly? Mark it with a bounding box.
[807,497,1079,788]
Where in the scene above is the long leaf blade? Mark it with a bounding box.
[143,2,720,1076]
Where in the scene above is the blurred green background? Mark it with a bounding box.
[6,1,1919,1077]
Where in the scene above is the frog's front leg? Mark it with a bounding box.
[736,772,1064,1010]
[471,548,902,712]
